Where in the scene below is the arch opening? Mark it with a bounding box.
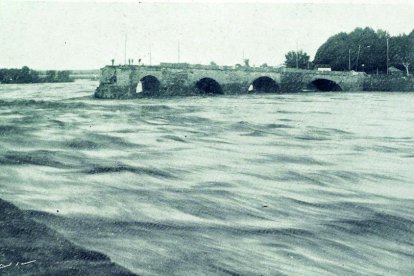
[138,75,160,94]
[249,76,279,93]
[195,78,223,95]
[309,79,342,92]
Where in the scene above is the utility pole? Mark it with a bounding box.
[149,45,152,66]
[177,40,180,63]
[124,33,127,65]
[348,49,351,71]
[295,40,299,69]
[386,38,389,75]
[295,53,299,69]
[356,45,361,71]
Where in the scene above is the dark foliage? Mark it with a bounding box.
[0,66,40,84]
[314,27,414,75]
[284,50,310,69]
[0,67,73,84]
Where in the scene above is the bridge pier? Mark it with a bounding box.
[95,83,137,99]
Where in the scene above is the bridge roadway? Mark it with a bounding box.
[94,64,366,99]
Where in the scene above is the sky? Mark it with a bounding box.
[1,0,414,70]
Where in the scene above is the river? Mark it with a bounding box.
[1,80,413,275]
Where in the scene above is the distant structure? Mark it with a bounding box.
[316,64,332,72]
[94,62,365,99]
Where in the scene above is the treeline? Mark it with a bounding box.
[285,27,414,75]
[0,66,73,84]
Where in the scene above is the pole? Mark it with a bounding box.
[149,45,152,66]
[124,33,127,65]
[178,40,180,63]
[356,45,361,71]
[296,40,299,69]
[386,38,389,75]
[348,49,351,71]
[295,53,298,69]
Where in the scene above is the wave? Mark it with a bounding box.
[0,125,28,136]
[77,133,145,149]
[0,150,71,168]
[239,130,268,137]
[0,99,89,110]
[325,212,414,242]
[160,135,188,143]
[83,164,177,179]
[295,134,330,141]
[63,139,101,150]
[255,154,331,166]
[264,123,294,129]
[209,264,244,276]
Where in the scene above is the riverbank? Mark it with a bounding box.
[0,198,135,275]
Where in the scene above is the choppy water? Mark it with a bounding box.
[1,80,414,275]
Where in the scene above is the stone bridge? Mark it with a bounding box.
[94,63,366,99]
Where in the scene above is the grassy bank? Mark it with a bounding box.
[0,198,135,275]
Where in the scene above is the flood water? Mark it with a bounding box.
[1,80,414,275]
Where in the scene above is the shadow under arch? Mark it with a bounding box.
[138,75,161,95]
[195,78,223,95]
[309,79,342,92]
[249,76,279,93]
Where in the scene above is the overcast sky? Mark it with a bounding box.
[1,0,414,70]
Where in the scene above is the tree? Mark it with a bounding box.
[57,70,72,82]
[243,59,250,67]
[45,70,56,82]
[30,69,40,82]
[390,34,414,76]
[314,32,349,71]
[313,27,391,73]
[284,50,310,69]
[18,66,39,83]
[0,66,40,83]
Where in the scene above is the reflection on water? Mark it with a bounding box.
[1,81,414,275]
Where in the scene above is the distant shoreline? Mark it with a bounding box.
[0,67,100,84]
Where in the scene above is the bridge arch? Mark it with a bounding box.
[138,75,161,95]
[248,76,279,93]
[195,77,223,95]
[309,78,342,92]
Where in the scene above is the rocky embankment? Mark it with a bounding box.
[0,199,135,275]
